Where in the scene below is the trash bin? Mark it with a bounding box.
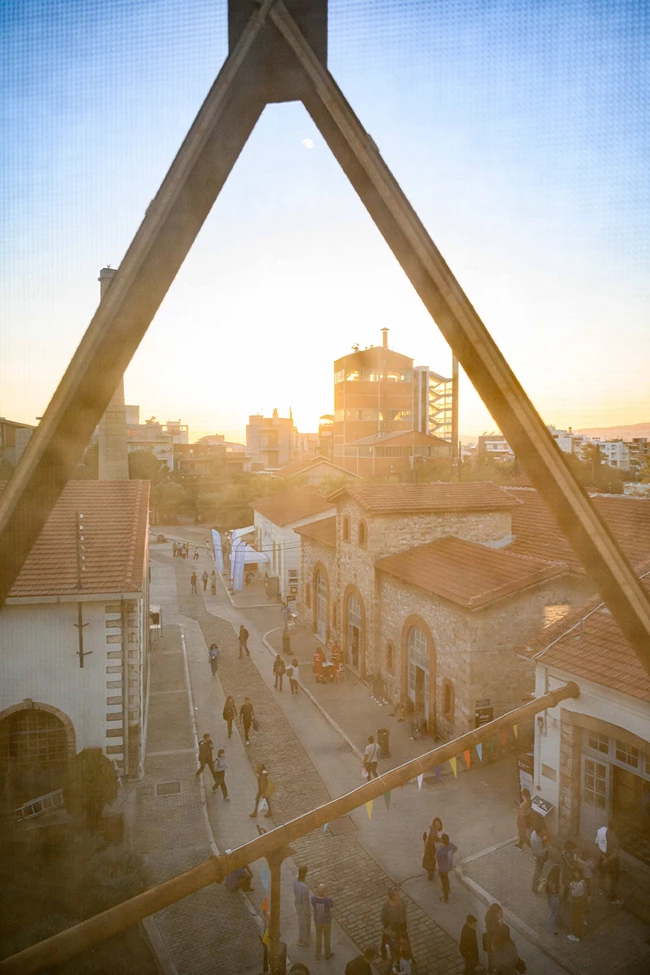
[377,727,391,759]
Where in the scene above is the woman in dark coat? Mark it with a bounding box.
[222,696,236,739]
[422,816,443,881]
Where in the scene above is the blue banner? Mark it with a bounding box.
[211,529,224,572]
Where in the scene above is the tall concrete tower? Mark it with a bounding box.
[97,267,129,480]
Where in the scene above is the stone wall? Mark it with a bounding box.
[299,536,338,646]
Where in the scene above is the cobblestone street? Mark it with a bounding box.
[174,557,465,975]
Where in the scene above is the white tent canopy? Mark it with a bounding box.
[232,525,254,540]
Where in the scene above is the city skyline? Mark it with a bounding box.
[2,0,649,444]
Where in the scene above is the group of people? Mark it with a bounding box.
[517,788,623,946]
[313,644,344,684]
[273,654,301,694]
[294,870,414,973]
[421,815,458,903]
[173,541,193,559]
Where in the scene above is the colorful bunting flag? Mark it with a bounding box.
[365,800,373,819]
[417,773,424,791]
[463,749,471,770]
[383,791,391,810]
[513,724,518,739]
[434,765,441,782]
[261,867,270,894]
[476,743,483,762]
[262,896,268,915]
[262,927,271,946]
[449,756,458,777]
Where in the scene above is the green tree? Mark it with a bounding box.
[128,449,169,482]
[63,749,118,827]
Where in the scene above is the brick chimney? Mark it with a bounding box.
[381,327,389,349]
[97,268,129,480]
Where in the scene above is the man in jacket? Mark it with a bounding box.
[239,697,254,744]
[238,624,250,658]
[311,884,334,961]
[273,654,286,691]
[293,865,311,947]
[363,735,380,779]
[250,762,272,818]
[212,749,229,799]
[195,733,217,783]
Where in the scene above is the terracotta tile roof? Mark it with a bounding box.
[5,480,150,598]
[506,488,650,569]
[330,481,519,514]
[376,535,565,608]
[519,572,650,702]
[251,488,334,527]
[294,517,337,548]
[274,457,358,480]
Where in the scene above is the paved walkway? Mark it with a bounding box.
[461,840,650,975]
[152,531,566,975]
[131,616,262,975]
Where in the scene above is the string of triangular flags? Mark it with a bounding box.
[356,724,519,818]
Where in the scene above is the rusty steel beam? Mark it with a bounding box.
[0,1,275,606]
[264,0,650,674]
[0,682,579,975]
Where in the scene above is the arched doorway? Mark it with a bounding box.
[0,708,70,809]
[315,569,328,644]
[404,623,435,734]
[347,592,362,672]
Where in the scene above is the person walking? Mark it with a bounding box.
[460,915,480,975]
[545,864,562,935]
[202,569,209,592]
[240,697,255,744]
[567,869,587,942]
[193,546,199,560]
[294,865,311,947]
[195,733,217,783]
[212,749,229,799]
[273,654,286,691]
[515,788,532,848]
[484,903,509,975]
[597,820,623,904]
[363,735,380,779]
[422,816,443,882]
[311,884,334,961]
[380,888,407,963]
[190,571,198,594]
[238,624,250,658]
[250,762,272,818]
[288,658,300,695]
[345,947,376,975]
[208,643,219,678]
[223,695,236,739]
[436,833,458,903]
[530,824,549,893]
[210,570,217,595]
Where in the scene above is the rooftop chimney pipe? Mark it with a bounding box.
[381,327,388,349]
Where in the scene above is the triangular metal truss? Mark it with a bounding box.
[1,0,649,672]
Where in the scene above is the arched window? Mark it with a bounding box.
[342,517,349,542]
[0,708,69,807]
[442,680,455,720]
[386,642,394,674]
[358,520,367,549]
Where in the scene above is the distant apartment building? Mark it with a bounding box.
[0,417,35,468]
[332,329,455,475]
[247,410,295,470]
[175,437,251,476]
[124,407,189,470]
[477,432,515,461]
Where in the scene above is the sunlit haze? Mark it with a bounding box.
[2,0,649,442]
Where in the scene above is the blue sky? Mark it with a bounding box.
[1,0,649,441]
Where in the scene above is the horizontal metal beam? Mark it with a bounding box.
[0,2,273,606]
[0,681,579,975]
[266,0,650,675]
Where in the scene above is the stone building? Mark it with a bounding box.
[297,482,650,741]
[519,575,650,865]
[0,480,150,813]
